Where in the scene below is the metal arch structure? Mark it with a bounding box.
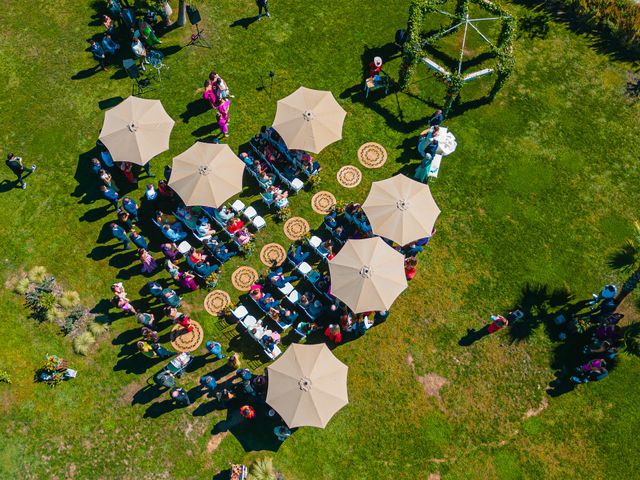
[399,0,516,113]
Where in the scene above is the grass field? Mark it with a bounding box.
[0,0,639,478]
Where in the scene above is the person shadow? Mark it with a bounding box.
[458,325,491,346]
[0,179,19,193]
[229,16,260,29]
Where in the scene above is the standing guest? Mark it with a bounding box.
[165,259,180,280]
[206,341,226,359]
[99,169,119,192]
[423,138,439,160]
[240,405,256,419]
[110,222,130,249]
[113,295,136,315]
[210,72,233,99]
[487,314,509,334]
[404,257,417,280]
[157,180,175,198]
[102,14,115,34]
[151,342,175,359]
[227,352,241,369]
[324,324,342,343]
[162,224,187,242]
[107,0,122,18]
[203,80,217,109]
[101,34,120,55]
[413,156,432,183]
[142,161,155,178]
[138,20,161,46]
[129,230,148,249]
[117,209,133,231]
[119,161,136,184]
[217,98,231,138]
[200,375,217,395]
[131,37,148,71]
[136,312,156,327]
[138,248,158,273]
[111,282,128,299]
[141,325,159,343]
[145,183,157,201]
[163,165,172,182]
[170,387,191,406]
[90,157,102,176]
[161,242,180,261]
[256,0,270,19]
[5,153,36,190]
[122,196,139,221]
[368,56,383,78]
[429,109,444,127]
[88,39,108,69]
[137,340,157,358]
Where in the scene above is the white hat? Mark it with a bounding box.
[374,56,383,67]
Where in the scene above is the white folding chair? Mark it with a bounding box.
[252,215,266,231]
[232,305,248,321]
[297,262,312,276]
[231,199,246,214]
[177,241,192,255]
[243,206,258,221]
[277,282,295,296]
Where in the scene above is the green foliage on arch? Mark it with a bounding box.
[399,0,516,112]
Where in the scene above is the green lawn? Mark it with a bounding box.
[0,0,639,478]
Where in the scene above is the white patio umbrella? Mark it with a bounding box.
[99,96,175,165]
[272,86,347,153]
[169,142,245,208]
[362,174,440,246]
[328,237,408,313]
[266,343,348,428]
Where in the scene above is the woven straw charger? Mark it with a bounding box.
[358,142,387,169]
[170,320,204,352]
[311,191,337,214]
[283,217,310,240]
[336,165,362,188]
[204,290,231,316]
[260,243,287,267]
[231,266,259,291]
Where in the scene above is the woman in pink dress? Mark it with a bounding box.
[178,271,198,291]
[217,99,230,137]
[138,248,158,273]
[203,80,217,109]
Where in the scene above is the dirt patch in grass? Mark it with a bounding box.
[206,432,229,453]
[406,353,450,399]
[428,474,441,480]
[523,397,548,419]
[120,377,148,406]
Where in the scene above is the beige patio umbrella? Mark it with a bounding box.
[272,86,347,153]
[266,343,348,428]
[329,237,408,313]
[168,142,245,208]
[362,174,440,246]
[99,96,175,165]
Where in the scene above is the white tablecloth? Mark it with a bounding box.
[434,128,457,156]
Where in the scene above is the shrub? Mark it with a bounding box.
[88,322,109,337]
[59,290,81,309]
[25,290,57,322]
[72,331,96,356]
[27,266,47,283]
[62,306,86,335]
[0,369,11,384]
[249,458,276,480]
[14,278,31,295]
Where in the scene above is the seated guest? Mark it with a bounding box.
[281,308,299,325]
[250,285,264,301]
[333,225,348,242]
[157,180,175,199]
[299,292,314,310]
[320,239,334,259]
[258,293,280,311]
[324,210,338,229]
[161,242,180,261]
[226,217,244,234]
[239,152,254,168]
[90,157,102,176]
[193,260,218,278]
[403,242,423,257]
[288,245,309,264]
[200,375,217,395]
[178,271,199,291]
[101,34,120,55]
[235,228,253,245]
[188,248,207,264]
[136,312,156,328]
[213,244,236,262]
[268,266,298,288]
[99,169,118,192]
[258,170,274,188]
[165,259,180,280]
[195,217,216,237]
[162,223,187,242]
[308,299,324,318]
[324,324,342,343]
[214,205,234,223]
[273,189,289,209]
[298,321,318,336]
[261,331,280,353]
[145,183,157,201]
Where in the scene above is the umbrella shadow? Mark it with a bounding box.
[211,398,282,452]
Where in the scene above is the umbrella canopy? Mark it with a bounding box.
[99,96,175,165]
[328,237,408,313]
[362,174,440,246]
[272,86,346,153]
[266,344,348,428]
[169,142,245,208]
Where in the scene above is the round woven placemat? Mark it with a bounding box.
[311,191,337,215]
[260,243,287,267]
[231,266,259,291]
[337,165,362,188]
[283,217,310,240]
[204,290,231,316]
[358,142,387,169]
[170,320,204,352]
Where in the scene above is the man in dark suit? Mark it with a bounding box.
[257,0,270,19]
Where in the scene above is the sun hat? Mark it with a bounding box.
[374,56,383,67]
